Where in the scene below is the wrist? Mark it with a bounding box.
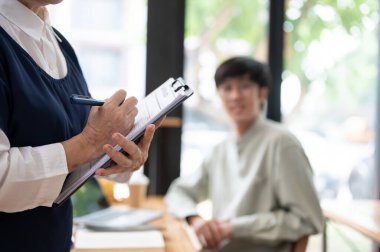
[219,219,233,239]
[62,133,97,172]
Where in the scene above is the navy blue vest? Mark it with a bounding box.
[0,27,90,251]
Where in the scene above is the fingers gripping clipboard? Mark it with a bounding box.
[54,78,193,206]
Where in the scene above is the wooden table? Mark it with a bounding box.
[138,196,199,252]
[321,200,380,251]
[72,196,198,252]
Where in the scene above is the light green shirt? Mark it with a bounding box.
[165,117,324,252]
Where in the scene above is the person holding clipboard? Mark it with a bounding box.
[0,1,157,251]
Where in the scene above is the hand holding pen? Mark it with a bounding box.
[61,90,156,177]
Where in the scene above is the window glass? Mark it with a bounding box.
[283,0,378,201]
[79,47,122,90]
[73,0,123,30]
[49,0,147,99]
[182,0,269,176]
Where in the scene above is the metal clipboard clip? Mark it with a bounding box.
[171,78,189,92]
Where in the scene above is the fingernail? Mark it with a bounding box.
[117,133,124,139]
[103,145,112,153]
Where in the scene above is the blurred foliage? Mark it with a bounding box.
[285,0,378,103]
[186,0,265,39]
[71,178,107,217]
[185,0,267,55]
[186,0,378,122]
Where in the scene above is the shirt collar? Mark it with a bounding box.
[235,116,263,142]
[0,0,50,41]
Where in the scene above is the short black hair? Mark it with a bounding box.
[214,56,272,89]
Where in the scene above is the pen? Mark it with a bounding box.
[70,94,105,106]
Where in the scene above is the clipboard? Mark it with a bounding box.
[54,77,193,207]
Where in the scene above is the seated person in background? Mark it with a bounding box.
[165,57,324,252]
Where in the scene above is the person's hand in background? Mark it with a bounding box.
[187,215,232,250]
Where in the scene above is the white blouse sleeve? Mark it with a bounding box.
[0,130,69,212]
